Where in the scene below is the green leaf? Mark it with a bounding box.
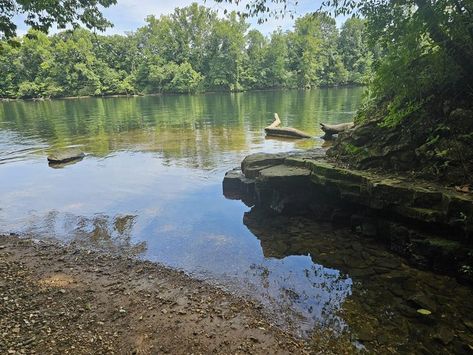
[417,309,432,315]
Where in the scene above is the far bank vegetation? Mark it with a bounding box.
[0,3,373,99]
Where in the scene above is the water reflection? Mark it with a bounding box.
[2,89,472,352]
[0,89,363,166]
[0,150,353,335]
[243,208,473,353]
[24,211,146,255]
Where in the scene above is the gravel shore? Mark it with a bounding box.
[0,235,354,354]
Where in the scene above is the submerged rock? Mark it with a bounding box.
[433,327,455,345]
[47,149,85,165]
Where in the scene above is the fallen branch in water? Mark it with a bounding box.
[264,113,312,139]
[320,122,354,140]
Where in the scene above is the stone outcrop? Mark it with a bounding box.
[327,109,473,186]
[223,150,473,282]
[47,149,85,165]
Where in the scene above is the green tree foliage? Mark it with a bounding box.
[242,29,268,88]
[357,0,473,126]
[288,14,347,88]
[338,18,372,85]
[204,13,248,91]
[264,30,291,88]
[0,0,116,39]
[212,0,473,127]
[0,3,373,99]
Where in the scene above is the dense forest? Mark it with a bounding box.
[0,4,373,99]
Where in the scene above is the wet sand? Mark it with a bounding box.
[0,235,354,354]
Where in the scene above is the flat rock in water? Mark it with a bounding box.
[47,149,85,164]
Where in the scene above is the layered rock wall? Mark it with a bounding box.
[223,150,473,282]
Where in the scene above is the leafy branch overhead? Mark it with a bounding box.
[0,0,117,39]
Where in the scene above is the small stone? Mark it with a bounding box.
[433,327,455,345]
[356,327,375,342]
[47,149,85,164]
[408,294,437,312]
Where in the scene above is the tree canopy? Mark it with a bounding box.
[0,0,116,39]
[213,0,473,126]
[0,4,373,98]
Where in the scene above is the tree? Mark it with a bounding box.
[0,4,372,98]
[288,13,346,88]
[47,29,101,96]
[338,18,372,84]
[0,42,20,97]
[264,30,290,88]
[0,0,116,40]
[204,12,248,91]
[215,0,473,92]
[241,29,268,89]
[136,4,218,74]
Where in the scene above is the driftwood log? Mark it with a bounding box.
[264,113,312,139]
[320,122,354,140]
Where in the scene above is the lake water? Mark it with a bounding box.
[0,88,362,329]
[1,88,473,352]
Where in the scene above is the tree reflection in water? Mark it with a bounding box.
[24,211,146,256]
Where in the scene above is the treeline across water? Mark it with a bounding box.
[0,3,374,99]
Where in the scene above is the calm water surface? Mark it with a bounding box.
[2,89,473,352]
[0,89,362,333]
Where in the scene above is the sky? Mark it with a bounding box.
[100,0,326,35]
[15,0,347,37]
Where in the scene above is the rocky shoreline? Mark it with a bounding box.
[223,149,473,283]
[0,235,358,355]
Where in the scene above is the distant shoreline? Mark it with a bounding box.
[0,84,365,103]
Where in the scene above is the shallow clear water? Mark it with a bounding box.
[0,89,362,334]
[2,89,472,353]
